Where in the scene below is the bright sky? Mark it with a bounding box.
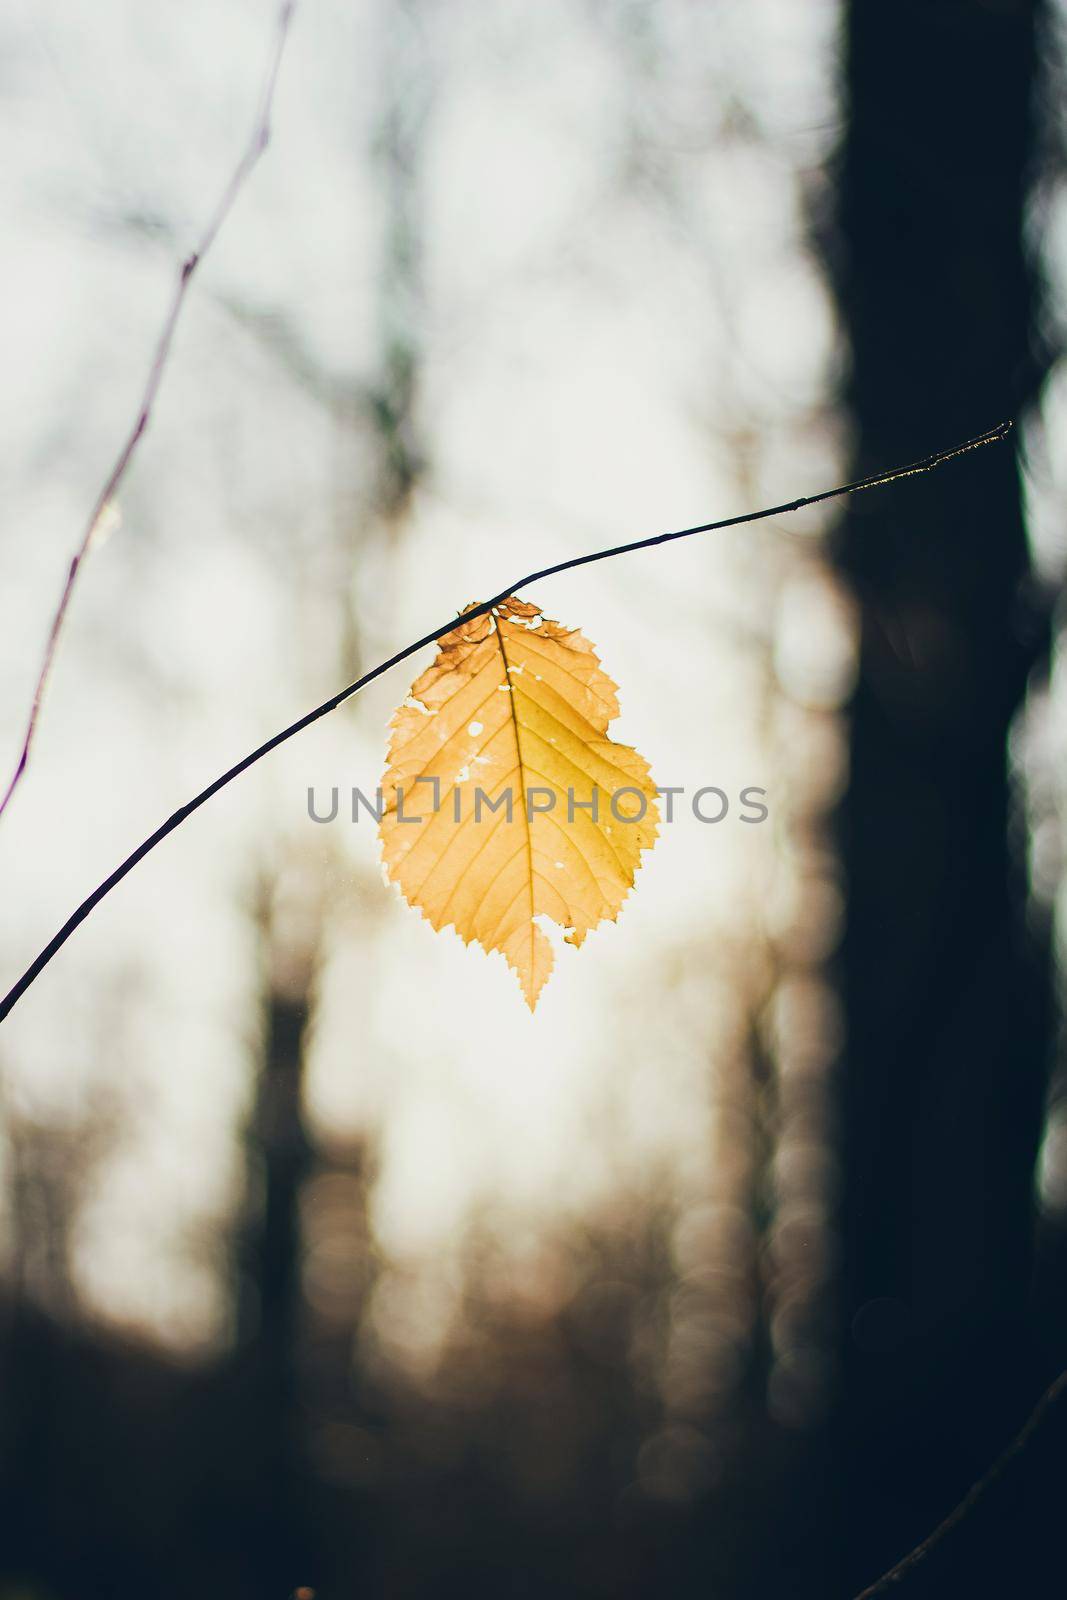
[0,0,847,1387]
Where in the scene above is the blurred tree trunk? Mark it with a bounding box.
[829,1,1055,1591]
[230,896,317,1591]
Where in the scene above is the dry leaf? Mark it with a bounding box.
[379,596,659,1009]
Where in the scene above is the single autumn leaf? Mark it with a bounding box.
[379,596,659,1009]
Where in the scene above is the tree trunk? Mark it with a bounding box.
[829,1,1054,1590]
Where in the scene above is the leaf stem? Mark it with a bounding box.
[0,419,1010,1023]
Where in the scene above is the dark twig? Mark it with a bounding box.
[853,1367,1067,1597]
[0,420,1010,1023]
[0,0,296,822]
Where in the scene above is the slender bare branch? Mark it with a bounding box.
[853,1367,1067,1597]
[0,421,1010,1023]
[0,0,296,822]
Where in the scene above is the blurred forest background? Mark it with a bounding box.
[2,0,1067,1595]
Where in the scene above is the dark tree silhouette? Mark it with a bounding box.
[829,1,1061,1592]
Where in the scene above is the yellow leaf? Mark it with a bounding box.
[379,596,659,1009]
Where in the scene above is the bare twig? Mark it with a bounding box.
[853,1367,1067,1597]
[0,420,1010,1023]
[0,0,296,822]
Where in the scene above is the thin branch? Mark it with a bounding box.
[853,1367,1067,1597]
[0,420,1010,1024]
[0,0,296,822]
